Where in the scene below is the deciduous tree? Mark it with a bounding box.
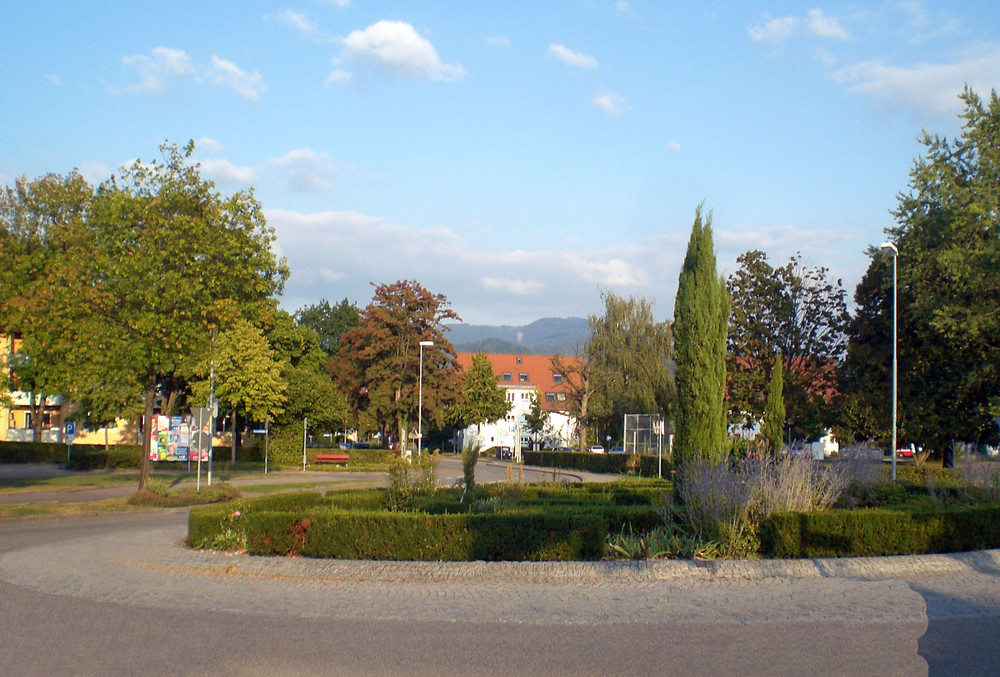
[332,280,462,453]
[447,352,510,436]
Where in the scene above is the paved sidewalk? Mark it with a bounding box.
[2,515,999,626]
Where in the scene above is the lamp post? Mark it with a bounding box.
[418,340,434,456]
[880,241,898,482]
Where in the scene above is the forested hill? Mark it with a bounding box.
[445,317,589,355]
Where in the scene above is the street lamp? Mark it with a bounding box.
[880,241,898,482]
[418,340,435,456]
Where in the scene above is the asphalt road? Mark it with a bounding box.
[0,462,999,675]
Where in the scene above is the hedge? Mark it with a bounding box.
[242,508,608,560]
[761,505,1000,558]
[522,450,670,476]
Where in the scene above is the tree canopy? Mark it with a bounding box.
[586,292,674,443]
[727,250,848,439]
[331,280,462,452]
[447,352,510,434]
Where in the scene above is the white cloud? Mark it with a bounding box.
[833,47,1000,117]
[319,0,349,7]
[197,137,224,153]
[547,43,598,69]
[806,9,850,41]
[339,20,465,81]
[266,207,872,325]
[482,277,543,295]
[208,56,264,100]
[119,47,262,100]
[750,10,849,46]
[198,158,256,184]
[269,147,342,192]
[121,47,194,94]
[326,68,353,85]
[485,36,512,48]
[594,92,630,116]
[749,17,796,46]
[666,139,681,152]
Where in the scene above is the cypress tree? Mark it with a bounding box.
[672,206,729,468]
[762,353,785,456]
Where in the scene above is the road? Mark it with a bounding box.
[0,462,998,675]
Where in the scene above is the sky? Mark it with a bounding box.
[3,1,999,326]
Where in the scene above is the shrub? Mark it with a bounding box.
[385,453,439,511]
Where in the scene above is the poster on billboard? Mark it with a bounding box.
[149,412,209,462]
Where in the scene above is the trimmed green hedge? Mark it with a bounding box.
[761,505,1000,558]
[523,450,670,476]
[0,441,72,463]
[188,483,665,560]
[244,509,607,560]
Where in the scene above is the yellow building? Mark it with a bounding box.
[1,334,140,445]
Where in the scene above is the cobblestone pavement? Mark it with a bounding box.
[2,520,999,628]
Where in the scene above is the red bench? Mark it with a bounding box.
[315,453,349,465]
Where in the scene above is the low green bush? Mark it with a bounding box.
[523,450,670,477]
[243,508,607,560]
[761,504,1000,558]
[0,441,73,463]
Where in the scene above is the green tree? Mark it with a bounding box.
[762,353,785,456]
[86,141,288,489]
[524,388,548,448]
[587,292,674,442]
[332,280,462,453]
[843,88,1000,466]
[0,172,97,440]
[673,206,729,467]
[294,297,360,356]
[727,251,849,439]
[211,318,287,425]
[447,352,511,435]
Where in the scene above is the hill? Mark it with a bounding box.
[445,317,589,356]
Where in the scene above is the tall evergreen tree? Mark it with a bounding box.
[673,206,729,467]
[762,354,785,456]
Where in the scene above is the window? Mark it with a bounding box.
[506,392,514,402]
[557,393,566,402]
[519,373,529,382]
[516,356,522,364]
[545,392,556,403]
[552,373,563,384]
[502,372,512,382]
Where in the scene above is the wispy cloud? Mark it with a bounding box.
[208,56,264,100]
[485,36,512,48]
[269,147,342,192]
[198,158,256,184]
[833,46,1000,118]
[547,44,598,69]
[749,10,850,46]
[119,47,262,100]
[482,277,543,295]
[806,9,850,41]
[333,20,465,82]
[749,17,796,46]
[594,92,630,116]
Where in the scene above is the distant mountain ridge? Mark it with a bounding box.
[445,317,589,356]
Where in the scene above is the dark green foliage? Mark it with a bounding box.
[762,354,785,455]
[761,505,1000,558]
[522,450,671,476]
[0,441,76,463]
[673,207,729,467]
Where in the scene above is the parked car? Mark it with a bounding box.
[589,445,605,454]
[609,446,624,454]
[495,446,513,460]
[553,445,572,452]
[896,444,920,459]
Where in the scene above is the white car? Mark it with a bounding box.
[589,445,605,454]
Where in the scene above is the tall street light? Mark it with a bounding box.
[880,241,899,482]
[417,340,435,456]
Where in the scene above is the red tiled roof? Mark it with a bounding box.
[455,352,584,410]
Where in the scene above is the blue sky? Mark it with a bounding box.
[3,1,999,325]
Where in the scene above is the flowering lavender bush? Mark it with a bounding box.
[670,452,852,557]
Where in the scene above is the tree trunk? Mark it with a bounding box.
[138,384,156,491]
[30,393,43,443]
